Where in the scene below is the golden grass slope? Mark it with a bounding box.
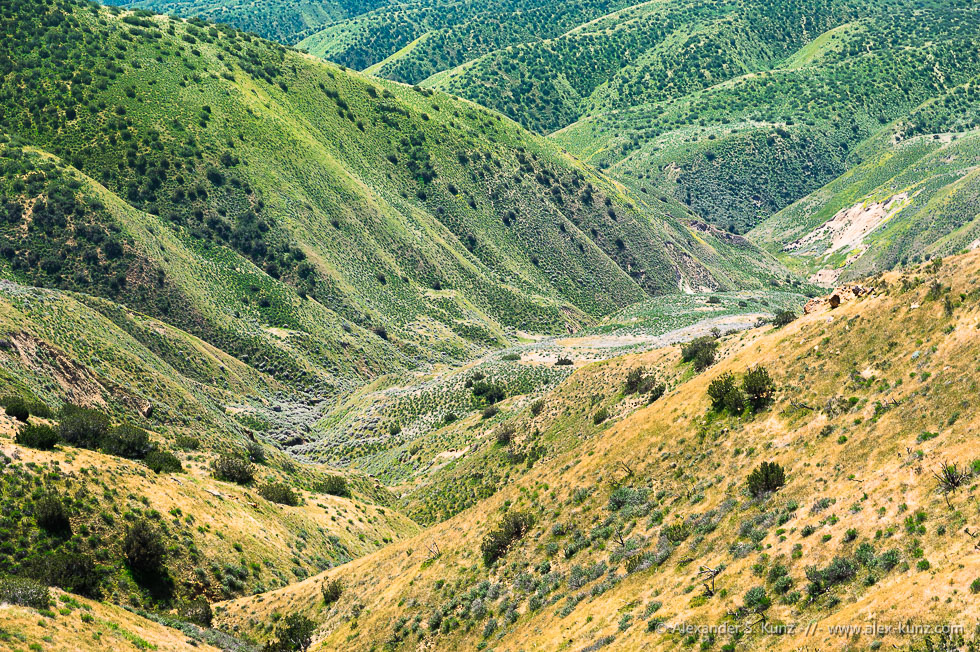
[216,252,980,650]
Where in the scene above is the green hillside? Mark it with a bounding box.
[112,0,389,44]
[1,0,792,398]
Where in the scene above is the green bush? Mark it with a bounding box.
[34,493,70,536]
[481,511,534,566]
[179,598,213,627]
[747,461,786,497]
[0,575,50,609]
[212,455,255,484]
[771,310,796,327]
[681,336,717,372]
[15,423,59,450]
[742,366,776,412]
[145,450,183,474]
[28,551,101,598]
[123,519,166,580]
[970,578,980,594]
[176,435,200,450]
[259,482,300,506]
[3,397,29,422]
[263,613,316,652]
[57,404,110,449]
[707,372,745,414]
[101,424,154,459]
[322,578,343,605]
[593,407,609,424]
[246,441,266,464]
[315,474,350,497]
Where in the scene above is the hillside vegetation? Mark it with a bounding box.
[216,251,980,651]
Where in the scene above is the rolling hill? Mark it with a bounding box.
[214,251,980,651]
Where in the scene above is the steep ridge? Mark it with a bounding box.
[216,251,980,651]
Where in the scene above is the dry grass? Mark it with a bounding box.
[215,252,980,651]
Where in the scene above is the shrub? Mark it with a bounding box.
[28,552,101,598]
[3,397,29,422]
[263,613,315,652]
[179,598,213,627]
[681,336,717,372]
[58,404,110,449]
[212,455,254,484]
[747,462,786,497]
[624,367,647,394]
[530,399,545,416]
[496,423,515,446]
[246,441,266,464]
[482,405,499,420]
[145,450,183,474]
[593,407,609,424]
[481,511,534,566]
[556,356,573,366]
[707,372,745,414]
[772,310,796,327]
[259,482,300,506]
[322,578,343,605]
[315,474,349,497]
[742,366,776,412]
[743,586,771,614]
[176,435,200,450]
[34,493,70,536]
[970,578,980,595]
[101,424,154,459]
[123,519,166,580]
[15,423,59,450]
[0,576,50,609]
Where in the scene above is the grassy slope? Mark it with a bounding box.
[217,251,980,651]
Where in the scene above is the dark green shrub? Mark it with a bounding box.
[176,435,200,450]
[123,519,166,580]
[624,367,647,394]
[15,423,59,450]
[482,405,499,419]
[179,598,213,627]
[315,474,349,497]
[3,397,29,422]
[101,424,154,459]
[58,404,110,449]
[0,575,50,609]
[472,381,505,405]
[481,511,534,566]
[772,310,796,327]
[28,552,101,598]
[495,423,515,446]
[34,493,70,536]
[263,613,316,652]
[706,372,746,414]
[246,441,266,464]
[556,357,573,366]
[145,450,183,474]
[681,336,717,372]
[212,455,254,484]
[593,407,609,424]
[747,461,786,497]
[742,366,776,412]
[322,578,342,605]
[530,399,545,416]
[970,578,980,595]
[259,482,300,506]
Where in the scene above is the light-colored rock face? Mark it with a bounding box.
[786,193,910,259]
